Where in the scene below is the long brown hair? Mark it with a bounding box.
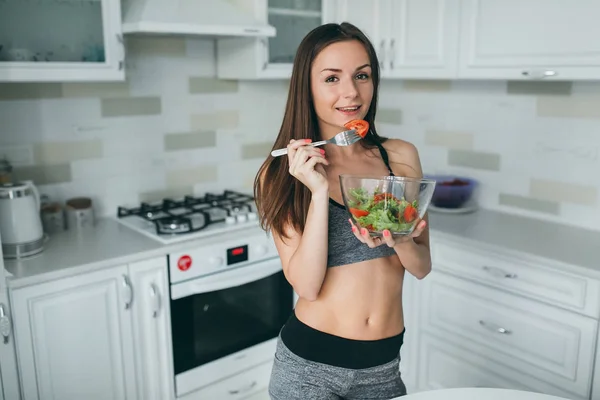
[254,22,388,240]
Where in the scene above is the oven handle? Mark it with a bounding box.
[171,258,282,300]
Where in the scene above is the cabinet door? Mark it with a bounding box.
[0,290,20,400]
[11,266,138,400]
[217,0,328,79]
[459,0,600,80]
[334,0,385,52]
[384,0,460,79]
[0,0,125,82]
[129,257,175,400]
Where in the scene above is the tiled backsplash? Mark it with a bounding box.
[1,37,599,232]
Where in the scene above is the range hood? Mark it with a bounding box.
[121,0,276,38]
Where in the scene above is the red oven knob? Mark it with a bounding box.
[177,255,192,271]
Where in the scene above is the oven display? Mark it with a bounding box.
[227,245,248,265]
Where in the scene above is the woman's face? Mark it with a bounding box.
[310,40,374,138]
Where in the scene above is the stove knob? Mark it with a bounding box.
[255,245,268,256]
[247,212,258,221]
[208,256,224,267]
[236,214,248,223]
[225,216,237,224]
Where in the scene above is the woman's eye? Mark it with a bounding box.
[356,73,369,80]
[325,75,338,83]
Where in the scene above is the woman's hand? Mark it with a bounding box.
[287,139,329,194]
[348,218,427,248]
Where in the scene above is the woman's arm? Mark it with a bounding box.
[388,141,432,279]
[273,189,330,301]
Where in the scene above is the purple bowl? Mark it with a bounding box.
[424,175,478,208]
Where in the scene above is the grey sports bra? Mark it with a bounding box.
[327,141,397,268]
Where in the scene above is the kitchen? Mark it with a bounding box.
[1,0,600,399]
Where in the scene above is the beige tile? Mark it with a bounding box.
[125,36,186,56]
[537,96,600,119]
[191,110,239,130]
[507,81,572,96]
[377,108,402,125]
[0,83,62,100]
[530,179,598,206]
[167,165,218,187]
[13,164,71,185]
[403,80,452,92]
[499,193,560,215]
[101,97,161,117]
[139,186,194,203]
[34,140,103,164]
[242,142,273,159]
[62,82,130,98]
[164,131,216,151]
[448,150,501,171]
[425,130,474,150]
[189,77,238,94]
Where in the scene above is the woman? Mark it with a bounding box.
[254,22,432,400]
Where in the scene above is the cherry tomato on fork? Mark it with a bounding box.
[344,119,369,138]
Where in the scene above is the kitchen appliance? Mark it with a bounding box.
[0,181,45,259]
[121,0,276,38]
[116,189,297,398]
[116,190,260,244]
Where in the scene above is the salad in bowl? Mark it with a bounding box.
[339,175,437,237]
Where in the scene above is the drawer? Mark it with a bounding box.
[420,270,598,399]
[431,238,600,318]
[417,333,587,400]
[179,360,272,400]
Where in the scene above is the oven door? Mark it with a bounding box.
[170,257,293,397]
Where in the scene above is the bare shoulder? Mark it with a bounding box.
[381,138,423,177]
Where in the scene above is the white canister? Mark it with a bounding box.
[65,197,95,230]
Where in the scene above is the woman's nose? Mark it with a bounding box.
[341,79,359,99]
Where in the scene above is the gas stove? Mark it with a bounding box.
[115,190,260,244]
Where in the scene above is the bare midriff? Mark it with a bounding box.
[293,255,406,341]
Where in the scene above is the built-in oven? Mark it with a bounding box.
[167,230,294,398]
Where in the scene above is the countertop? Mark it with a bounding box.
[396,388,570,400]
[4,208,600,288]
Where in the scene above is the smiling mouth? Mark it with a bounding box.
[336,106,361,112]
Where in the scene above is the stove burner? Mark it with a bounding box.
[117,190,256,235]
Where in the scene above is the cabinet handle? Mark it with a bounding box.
[479,320,511,335]
[482,265,517,279]
[116,33,124,70]
[379,39,386,69]
[150,283,161,318]
[122,275,133,310]
[0,303,11,345]
[521,70,557,79]
[228,380,257,395]
[261,39,268,70]
[389,38,395,69]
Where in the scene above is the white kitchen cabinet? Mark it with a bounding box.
[458,0,600,80]
[321,0,461,79]
[413,234,600,400]
[0,0,125,82]
[129,256,175,400]
[0,261,20,400]
[11,265,138,400]
[217,0,338,79]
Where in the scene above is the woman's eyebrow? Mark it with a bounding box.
[320,64,371,73]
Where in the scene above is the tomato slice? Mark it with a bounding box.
[349,208,369,218]
[403,204,418,223]
[344,119,369,138]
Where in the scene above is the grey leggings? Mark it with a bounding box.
[268,336,407,400]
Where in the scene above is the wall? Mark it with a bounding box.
[0,36,599,232]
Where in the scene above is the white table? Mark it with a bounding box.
[394,388,573,400]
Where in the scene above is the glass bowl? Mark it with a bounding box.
[339,175,437,237]
[424,174,478,209]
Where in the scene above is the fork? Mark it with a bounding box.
[270,129,362,157]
